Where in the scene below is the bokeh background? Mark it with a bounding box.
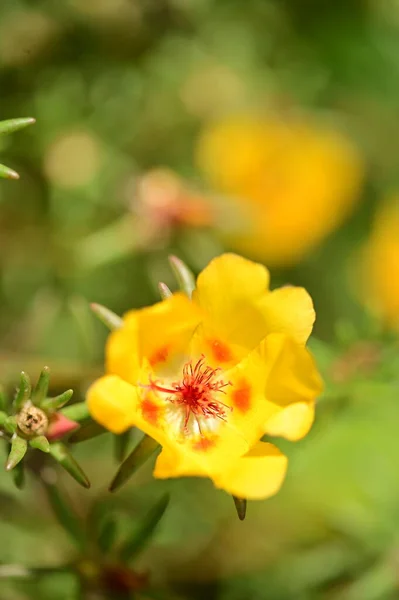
[1,0,399,598]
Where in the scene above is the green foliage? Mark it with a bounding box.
[1,1,399,599]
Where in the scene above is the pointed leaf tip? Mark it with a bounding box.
[90,303,123,330]
[41,389,73,412]
[0,164,19,179]
[158,282,173,300]
[32,366,50,405]
[233,496,247,521]
[49,442,90,488]
[168,255,195,298]
[0,117,36,136]
[6,435,27,471]
[14,371,31,412]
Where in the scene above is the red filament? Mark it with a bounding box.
[150,356,231,434]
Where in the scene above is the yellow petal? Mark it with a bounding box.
[87,375,137,434]
[213,441,288,500]
[154,445,208,479]
[107,293,201,382]
[106,321,140,385]
[193,253,271,350]
[258,286,315,344]
[265,401,315,441]
[193,253,315,353]
[263,334,323,440]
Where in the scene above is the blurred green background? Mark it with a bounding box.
[1,0,399,598]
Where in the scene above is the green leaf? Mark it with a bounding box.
[49,442,90,488]
[4,415,17,435]
[119,494,170,563]
[0,117,35,136]
[13,371,31,412]
[168,255,195,298]
[42,471,86,548]
[90,303,123,330]
[232,496,247,521]
[0,163,19,179]
[30,435,50,453]
[0,385,8,412]
[12,461,25,489]
[158,282,173,300]
[32,366,50,405]
[97,516,118,554]
[109,434,160,493]
[0,410,8,428]
[114,429,132,462]
[60,402,90,422]
[69,421,106,444]
[41,389,74,413]
[6,435,28,471]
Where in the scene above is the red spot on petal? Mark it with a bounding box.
[149,345,169,367]
[141,397,161,426]
[209,339,233,363]
[232,379,251,413]
[192,437,216,452]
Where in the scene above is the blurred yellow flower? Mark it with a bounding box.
[196,114,364,266]
[358,198,399,329]
[87,254,322,500]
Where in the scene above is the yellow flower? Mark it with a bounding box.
[357,198,399,329]
[87,254,323,500]
[196,114,364,266]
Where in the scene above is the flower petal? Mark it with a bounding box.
[225,333,322,444]
[192,253,315,352]
[212,441,288,500]
[265,402,315,441]
[263,334,323,440]
[87,375,138,434]
[193,253,271,350]
[107,293,201,382]
[258,286,315,344]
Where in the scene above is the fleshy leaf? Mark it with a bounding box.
[41,389,74,412]
[158,282,173,300]
[0,164,19,179]
[168,255,195,298]
[109,434,160,493]
[29,436,50,453]
[32,366,50,406]
[49,442,90,488]
[4,416,17,435]
[90,303,123,330]
[233,496,247,521]
[119,494,170,563]
[11,461,25,489]
[0,117,35,136]
[0,385,8,412]
[13,372,31,412]
[0,411,8,428]
[6,435,28,471]
[69,421,106,444]
[60,402,90,422]
[114,429,132,462]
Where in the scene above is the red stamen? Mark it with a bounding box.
[149,356,232,434]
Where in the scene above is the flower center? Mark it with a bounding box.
[150,356,232,435]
